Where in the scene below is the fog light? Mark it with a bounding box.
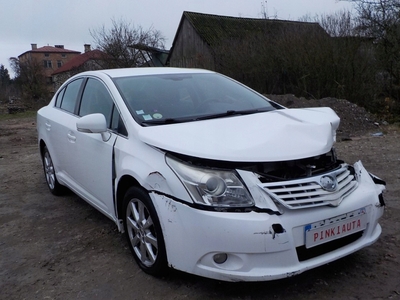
[213,253,228,264]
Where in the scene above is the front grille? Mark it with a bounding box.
[259,164,358,209]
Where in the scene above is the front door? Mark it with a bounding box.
[67,77,118,217]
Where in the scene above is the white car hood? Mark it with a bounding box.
[137,107,340,162]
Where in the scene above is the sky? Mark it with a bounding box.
[0,0,353,78]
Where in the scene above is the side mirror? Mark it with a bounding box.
[76,113,111,142]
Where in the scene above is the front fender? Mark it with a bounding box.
[114,141,192,203]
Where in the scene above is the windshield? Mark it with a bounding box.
[113,72,278,125]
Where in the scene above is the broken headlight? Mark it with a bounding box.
[166,156,254,208]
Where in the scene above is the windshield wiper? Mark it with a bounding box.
[194,108,273,121]
[141,118,182,126]
[141,108,273,126]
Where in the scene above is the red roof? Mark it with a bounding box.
[52,50,105,75]
[18,45,80,57]
[33,46,80,53]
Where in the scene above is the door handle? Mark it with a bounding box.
[67,131,76,143]
[45,121,51,131]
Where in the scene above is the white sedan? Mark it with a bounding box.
[37,68,386,281]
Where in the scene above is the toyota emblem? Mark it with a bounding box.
[320,175,337,192]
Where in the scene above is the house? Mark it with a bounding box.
[18,44,80,85]
[167,11,329,92]
[52,44,105,90]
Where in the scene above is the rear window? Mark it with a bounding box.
[59,78,84,114]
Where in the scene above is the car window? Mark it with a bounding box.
[55,87,65,108]
[111,107,128,136]
[113,73,276,125]
[60,78,84,113]
[79,78,114,128]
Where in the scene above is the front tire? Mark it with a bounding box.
[42,146,64,195]
[123,187,167,275]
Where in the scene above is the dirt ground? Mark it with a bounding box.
[1,99,399,299]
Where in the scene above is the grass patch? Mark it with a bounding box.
[0,110,37,121]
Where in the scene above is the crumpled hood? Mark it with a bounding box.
[137,107,340,162]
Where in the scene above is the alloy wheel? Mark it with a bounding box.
[126,198,159,267]
[44,150,56,190]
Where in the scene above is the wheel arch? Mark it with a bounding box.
[39,139,46,158]
[116,175,143,227]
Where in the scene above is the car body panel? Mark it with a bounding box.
[39,107,117,218]
[151,161,384,281]
[137,107,340,162]
[69,128,116,214]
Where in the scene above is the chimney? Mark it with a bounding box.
[31,44,37,50]
[84,44,91,53]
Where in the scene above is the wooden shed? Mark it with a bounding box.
[167,11,329,92]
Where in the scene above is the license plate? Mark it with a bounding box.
[304,207,368,249]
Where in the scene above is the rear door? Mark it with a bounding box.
[47,78,85,183]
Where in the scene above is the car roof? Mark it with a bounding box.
[79,67,215,78]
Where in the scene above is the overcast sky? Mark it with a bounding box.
[1,0,353,77]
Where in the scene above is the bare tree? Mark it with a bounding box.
[9,57,47,101]
[90,18,166,68]
[343,0,400,116]
[259,1,278,19]
[9,57,20,78]
[322,10,356,36]
[0,64,11,103]
[345,0,400,37]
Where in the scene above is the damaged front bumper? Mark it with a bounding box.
[151,161,385,282]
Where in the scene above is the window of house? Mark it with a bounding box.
[62,54,66,58]
[57,61,62,68]
[43,60,52,68]
[44,53,49,57]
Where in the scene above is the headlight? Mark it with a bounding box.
[166,156,254,208]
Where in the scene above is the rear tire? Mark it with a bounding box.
[123,186,167,275]
[42,146,64,195]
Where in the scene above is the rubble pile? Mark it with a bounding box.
[267,94,381,138]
